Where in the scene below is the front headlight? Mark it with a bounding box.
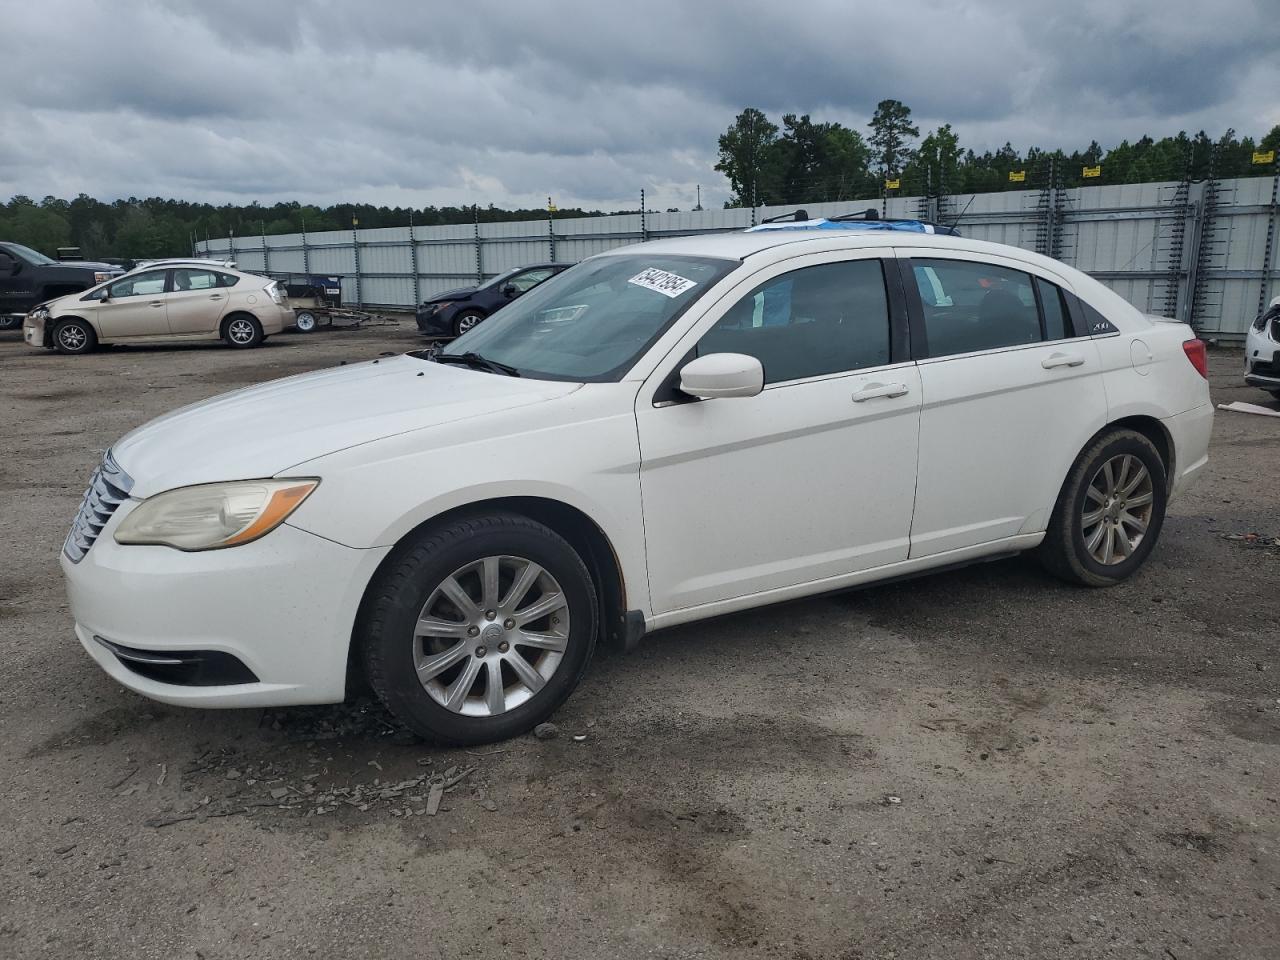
[114,479,318,551]
[30,306,50,320]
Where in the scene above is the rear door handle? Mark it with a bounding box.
[1042,352,1085,369]
[209,294,224,300]
[149,301,165,308]
[852,381,910,402]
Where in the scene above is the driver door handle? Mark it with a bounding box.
[1042,352,1085,369]
[209,294,224,300]
[149,301,165,307]
[852,381,910,402]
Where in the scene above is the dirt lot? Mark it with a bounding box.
[1,321,1278,960]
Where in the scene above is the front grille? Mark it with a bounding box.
[64,451,133,563]
[1271,317,1280,343]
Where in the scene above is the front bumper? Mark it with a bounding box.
[416,304,456,336]
[65,508,391,708]
[23,313,47,348]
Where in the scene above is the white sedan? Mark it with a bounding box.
[62,224,1213,744]
[1245,294,1280,398]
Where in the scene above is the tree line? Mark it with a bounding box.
[0,196,617,261]
[715,100,1280,207]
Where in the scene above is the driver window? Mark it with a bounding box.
[108,271,168,299]
[696,259,891,384]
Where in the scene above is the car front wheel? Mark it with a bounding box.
[1038,428,1168,586]
[360,514,597,744]
[453,310,485,337]
[52,318,97,355]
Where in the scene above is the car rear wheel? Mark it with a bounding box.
[224,315,264,348]
[360,513,597,745]
[1038,428,1167,586]
[52,318,97,355]
[453,310,485,337]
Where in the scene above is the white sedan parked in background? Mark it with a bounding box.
[61,223,1213,744]
[1245,294,1280,398]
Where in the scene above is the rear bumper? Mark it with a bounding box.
[1162,402,1213,498]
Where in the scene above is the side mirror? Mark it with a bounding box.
[678,353,764,400]
[501,283,519,298]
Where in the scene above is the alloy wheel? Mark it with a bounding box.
[413,555,569,717]
[1081,454,1154,565]
[228,319,255,344]
[457,313,482,333]
[58,325,87,350]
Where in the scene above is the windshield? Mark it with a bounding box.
[6,243,56,266]
[439,254,735,381]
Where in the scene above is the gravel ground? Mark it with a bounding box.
[1,322,1278,960]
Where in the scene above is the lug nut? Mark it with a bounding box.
[475,646,486,657]
[503,618,515,630]
[468,626,480,637]
[485,610,497,621]
[498,641,509,653]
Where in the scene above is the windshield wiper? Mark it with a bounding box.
[431,351,521,377]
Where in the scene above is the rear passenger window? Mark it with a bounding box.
[215,272,241,288]
[697,260,891,384]
[1036,277,1070,340]
[910,259,1041,357]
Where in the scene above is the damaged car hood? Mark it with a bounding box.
[111,355,580,497]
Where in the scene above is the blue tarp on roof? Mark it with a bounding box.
[746,218,958,235]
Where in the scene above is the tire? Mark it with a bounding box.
[223,315,263,348]
[1038,428,1168,587]
[52,318,97,355]
[452,310,485,338]
[360,513,597,745]
[294,310,318,333]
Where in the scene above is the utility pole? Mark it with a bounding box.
[695,184,703,211]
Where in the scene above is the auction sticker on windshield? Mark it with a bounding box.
[628,267,698,298]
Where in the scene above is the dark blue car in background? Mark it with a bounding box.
[416,262,571,338]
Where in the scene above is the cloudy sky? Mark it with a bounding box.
[3,0,1278,210]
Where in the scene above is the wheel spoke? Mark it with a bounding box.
[416,640,470,682]
[514,591,566,627]
[1085,485,1107,505]
[502,561,542,611]
[1102,460,1116,495]
[480,556,501,610]
[1100,525,1116,564]
[1121,463,1147,496]
[1082,507,1106,527]
[505,651,546,694]
[443,655,482,711]
[484,659,505,715]
[1115,455,1131,492]
[1127,491,1154,509]
[415,615,470,639]
[1112,525,1131,559]
[439,575,481,620]
[1085,520,1107,554]
[514,629,568,653]
[1119,510,1147,534]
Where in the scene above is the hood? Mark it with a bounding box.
[425,284,480,303]
[57,260,121,271]
[112,355,580,497]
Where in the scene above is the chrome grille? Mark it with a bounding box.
[64,451,133,563]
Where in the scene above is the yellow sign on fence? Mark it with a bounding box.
[1008,170,1026,183]
[1082,165,1101,178]
[884,178,900,190]
[1253,150,1276,165]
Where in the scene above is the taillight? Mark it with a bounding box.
[1182,338,1208,379]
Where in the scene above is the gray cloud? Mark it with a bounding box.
[2,0,1277,210]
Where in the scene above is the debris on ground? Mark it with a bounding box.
[1222,532,1280,547]
[1217,401,1280,418]
[533,723,559,740]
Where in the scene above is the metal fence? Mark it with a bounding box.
[198,173,1280,339]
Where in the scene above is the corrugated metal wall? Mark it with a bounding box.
[201,174,1280,338]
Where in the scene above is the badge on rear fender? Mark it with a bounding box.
[628,268,698,298]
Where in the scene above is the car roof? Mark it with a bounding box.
[600,230,1085,282]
